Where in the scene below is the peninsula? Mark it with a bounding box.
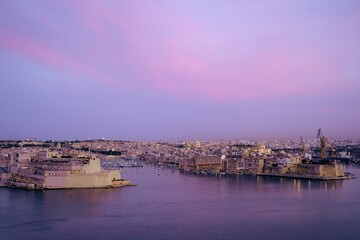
[0,148,132,190]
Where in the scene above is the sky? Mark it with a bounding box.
[0,0,359,141]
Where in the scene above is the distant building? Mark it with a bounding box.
[224,158,239,173]
[1,155,124,189]
[37,151,59,160]
[180,156,222,173]
[194,140,201,149]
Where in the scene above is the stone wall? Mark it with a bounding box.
[296,164,321,175]
[320,164,344,177]
[44,170,121,189]
[293,164,344,177]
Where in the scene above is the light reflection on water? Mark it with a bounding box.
[0,164,360,240]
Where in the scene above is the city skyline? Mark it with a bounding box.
[1,0,360,140]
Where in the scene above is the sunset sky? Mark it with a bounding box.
[1,0,359,140]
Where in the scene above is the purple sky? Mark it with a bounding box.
[0,0,359,141]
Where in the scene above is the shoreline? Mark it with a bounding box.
[256,173,353,181]
[179,169,354,181]
[0,179,136,190]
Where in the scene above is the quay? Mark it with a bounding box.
[256,173,353,181]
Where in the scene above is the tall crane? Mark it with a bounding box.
[300,136,306,158]
[317,129,327,159]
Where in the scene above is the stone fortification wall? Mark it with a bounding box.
[320,164,344,177]
[292,164,344,178]
[296,164,321,175]
[85,158,101,173]
[44,170,121,189]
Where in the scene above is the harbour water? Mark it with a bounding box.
[1,164,360,240]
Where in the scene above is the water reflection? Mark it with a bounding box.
[1,164,360,240]
[179,170,344,193]
[45,188,125,218]
[0,187,125,231]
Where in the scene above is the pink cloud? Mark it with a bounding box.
[0,26,116,85]
[146,32,347,101]
[0,1,357,102]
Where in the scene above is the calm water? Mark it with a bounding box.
[1,164,360,240]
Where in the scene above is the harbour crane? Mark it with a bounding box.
[300,136,306,158]
[317,129,327,159]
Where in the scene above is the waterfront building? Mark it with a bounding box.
[224,158,239,173]
[180,156,222,173]
[1,152,125,189]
